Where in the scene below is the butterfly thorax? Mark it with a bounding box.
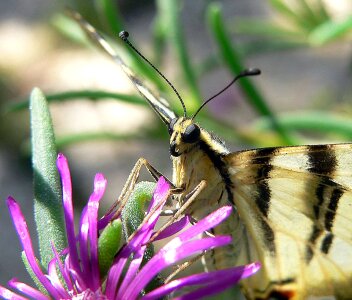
[169,118,252,272]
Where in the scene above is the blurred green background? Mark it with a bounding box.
[0,0,351,295]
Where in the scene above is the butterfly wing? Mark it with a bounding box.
[224,144,352,299]
[69,10,177,125]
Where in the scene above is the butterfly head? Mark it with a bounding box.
[115,31,261,158]
[168,117,201,157]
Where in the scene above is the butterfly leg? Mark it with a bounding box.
[132,158,184,215]
[152,181,208,283]
[105,157,182,218]
[154,180,207,235]
[136,157,177,188]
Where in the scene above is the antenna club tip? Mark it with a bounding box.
[119,30,129,41]
[246,68,261,76]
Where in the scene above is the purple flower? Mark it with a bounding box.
[0,153,260,299]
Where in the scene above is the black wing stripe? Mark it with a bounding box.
[306,145,338,262]
[321,233,334,254]
[306,225,323,262]
[252,148,277,254]
[307,145,337,175]
[308,145,337,219]
[252,148,277,216]
[325,188,343,231]
[319,188,343,255]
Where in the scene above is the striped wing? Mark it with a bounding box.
[69,10,177,125]
[225,144,352,299]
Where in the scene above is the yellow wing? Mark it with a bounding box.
[225,144,352,300]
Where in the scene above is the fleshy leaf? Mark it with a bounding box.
[121,181,156,237]
[121,180,165,293]
[30,88,67,269]
[98,219,123,277]
[21,252,46,295]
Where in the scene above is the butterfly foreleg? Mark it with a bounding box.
[105,157,182,220]
[152,180,207,238]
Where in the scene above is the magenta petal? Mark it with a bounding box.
[51,244,73,292]
[98,210,115,230]
[143,262,261,300]
[87,173,106,290]
[47,259,69,298]
[121,180,170,253]
[6,197,61,299]
[65,254,86,292]
[105,225,150,298]
[153,215,191,241]
[239,261,261,279]
[116,245,146,299]
[147,177,170,214]
[123,236,231,299]
[106,226,152,298]
[78,206,91,285]
[174,275,240,300]
[56,153,81,274]
[105,247,131,299]
[172,263,261,300]
[8,278,50,300]
[176,206,232,242]
[0,285,28,300]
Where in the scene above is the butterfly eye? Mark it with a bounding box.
[168,118,178,135]
[182,124,200,143]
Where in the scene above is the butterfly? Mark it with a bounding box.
[70,11,352,300]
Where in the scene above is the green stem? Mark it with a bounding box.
[5,90,146,113]
[255,111,352,139]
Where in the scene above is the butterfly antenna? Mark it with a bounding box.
[192,68,261,120]
[119,31,187,117]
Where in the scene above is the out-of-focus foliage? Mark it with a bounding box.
[5,0,352,149]
[233,0,352,48]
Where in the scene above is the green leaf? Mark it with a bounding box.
[95,0,124,35]
[255,111,352,140]
[296,0,321,26]
[98,219,123,277]
[207,3,295,145]
[315,0,330,22]
[232,19,305,40]
[21,251,49,296]
[5,90,146,113]
[21,252,47,294]
[56,132,140,148]
[30,88,67,269]
[151,13,168,66]
[241,39,307,56]
[52,13,89,45]
[268,0,314,31]
[309,17,352,46]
